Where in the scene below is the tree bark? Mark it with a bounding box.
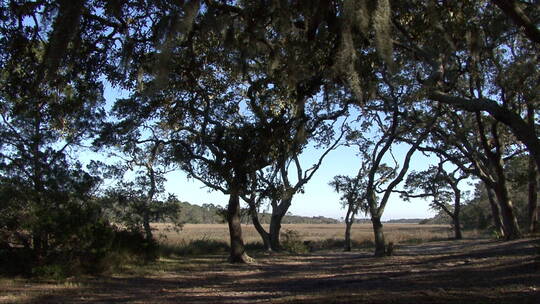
[269,214,282,251]
[528,156,538,233]
[452,215,462,240]
[491,156,521,239]
[268,196,292,251]
[143,210,153,242]
[486,186,505,237]
[527,105,538,233]
[344,207,354,252]
[493,186,521,239]
[452,194,462,240]
[371,216,386,257]
[248,204,272,251]
[227,189,252,263]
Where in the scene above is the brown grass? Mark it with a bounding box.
[153,223,481,245]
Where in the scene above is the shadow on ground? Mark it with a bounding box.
[16,238,540,303]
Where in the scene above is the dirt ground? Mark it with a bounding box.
[1,238,539,304]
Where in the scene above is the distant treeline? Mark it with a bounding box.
[385,218,424,224]
[174,202,340,224]
[175,202,428,225]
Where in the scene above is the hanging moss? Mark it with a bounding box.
[373,0,394,70]
[356,0,371,35]
[154,0,201,89]
[43,0,85,81]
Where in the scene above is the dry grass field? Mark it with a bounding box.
[154,223,480,245]
[2,224,537,304]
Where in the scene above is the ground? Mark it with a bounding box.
[1,237,539,304]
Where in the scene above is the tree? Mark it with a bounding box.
[0,0,113,262]
[95,86,186,242]
[460,155,537,234]
[415,110,522,239]
[104,0,362,259]
[391,1,540,174]
[346,93,439,256]
[402,159,468,240]
[329,162,369,251]
[244,123,345,251]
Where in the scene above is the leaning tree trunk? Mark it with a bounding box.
[492,178,521,240]
[227,189,252,263]
[486,187,505,238]
[249,205,272,251]
[371,216,386,257]
[528,156,538,233]
[344,207,354,252]
[494,188,521,239]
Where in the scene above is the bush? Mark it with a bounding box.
[160,238,229,257]
[82,228,159,275]
[281,230,309,254]
[293,238,376,252]
[31,264,70,281]
[111,230,159,261]
[356,239,375,249]
[0,246,35,276]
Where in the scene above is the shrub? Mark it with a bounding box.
[281,229,309,254]
[159,238,229,257]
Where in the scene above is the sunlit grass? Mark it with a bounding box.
[154,223,481,248]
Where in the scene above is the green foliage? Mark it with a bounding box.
[159,239,229,257]
[281,230,309,254]
[101,190,183,238]
[304,238,375,252]
[31,264,70,281]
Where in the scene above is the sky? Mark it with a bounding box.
[101,83,441,221]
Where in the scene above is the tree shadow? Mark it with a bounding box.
[27,238,540,304]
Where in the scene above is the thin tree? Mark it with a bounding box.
[329,161,369,251]
[401,159,468,240]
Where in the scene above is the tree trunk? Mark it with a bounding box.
[493,186,521,240]
[452,215,462,240]
[371,216,386,257]
[490,145,521,239]
[227,190,252,263]
[486,187,505,237]
[143,209,153,242]
[344,221,353,252]
[249,204,272,251]
[268,197,292,251]
[269,212,284,251]
[528,150,539,233]
[344,207,354,251]
[453,188,462,240]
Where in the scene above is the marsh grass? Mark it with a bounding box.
[156,223,475,243]
[153,223,480,256]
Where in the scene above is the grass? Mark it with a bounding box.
[0,224,491,303]
[154,223,481,252]
[151,223,485,259]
